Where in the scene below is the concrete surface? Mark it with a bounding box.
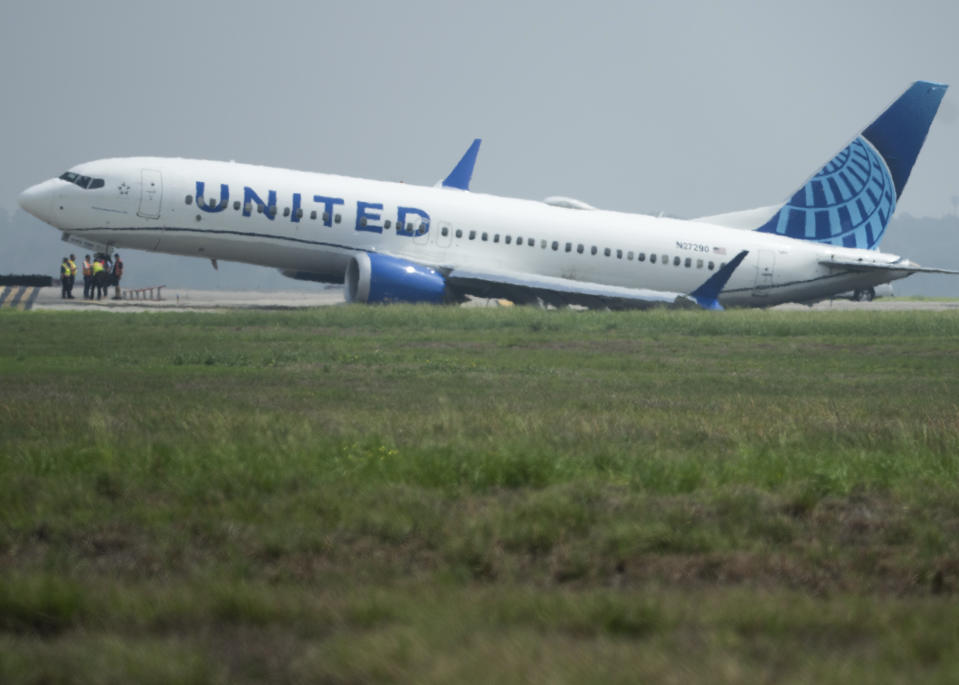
[18,287,959,312]
[31,287,346,311]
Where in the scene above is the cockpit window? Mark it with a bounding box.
[59,171,105,190]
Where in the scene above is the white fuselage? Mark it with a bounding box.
[20,156,911,307]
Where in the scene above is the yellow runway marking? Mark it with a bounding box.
[0,285,41,311]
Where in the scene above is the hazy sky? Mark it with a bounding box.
[2,0,958,222]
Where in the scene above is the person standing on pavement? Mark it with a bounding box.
[92,254,105,300]
[111,253,124,300]
[82,255,93,299]
[60,257,71,299]
[67,254,77,299]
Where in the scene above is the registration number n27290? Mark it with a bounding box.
[675,241,710,253]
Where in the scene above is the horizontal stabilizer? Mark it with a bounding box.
[819,255,959,275]
[441,139,482,190]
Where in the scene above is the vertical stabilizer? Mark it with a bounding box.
[756,81,947,249]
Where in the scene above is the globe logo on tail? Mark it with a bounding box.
[757,136,896,250]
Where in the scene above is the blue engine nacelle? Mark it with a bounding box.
[344,252,448,304]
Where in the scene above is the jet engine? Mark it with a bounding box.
[344,252,448,304]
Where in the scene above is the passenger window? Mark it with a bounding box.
[697,259,703,269]
[540,240,547,249]
[268,206,277,218]
[359,216,367,226]
[616,249,623,259]
[494,234,500,243]
[335,214,342,223]
[529,238,536,247]
[310,210,317,220]
[283,207,291,217]
[417,223,427,235]
[627,251,633,260]
[233,201,241,210]
[322,212,330,223]
[505,235,511,244]
[650,254,657,264]
[604,247,611,257]
[684,257,691,268]
[456,229,463,238]
[577,244,584,254]
[469,230,476,240]
[708,261,715,270]
[295,208,303,219]
[565,243,572,252]
[551,241,559,251]
[638,252,645,262]
[384,220,391,229]
[185,195,193,205]
[662,255,668,265]
[442,227,449,237]
[257,204,264,214]
[591,246,597,255]
[673,256,680,266]
[516,235,522,245]
[245,202,253,213]
[482,232,488,241]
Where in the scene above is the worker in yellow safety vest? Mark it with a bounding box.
[92,255,105,301]
[82,255,93,299]
[60,257,71,299]
[67,254,77,299]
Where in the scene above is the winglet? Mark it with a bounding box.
[689,250,749,310]
[441,138,482,190]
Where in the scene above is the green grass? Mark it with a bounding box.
[2,306,959,683]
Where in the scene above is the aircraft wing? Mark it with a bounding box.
[818,256,959,275]
[446,251,748,310]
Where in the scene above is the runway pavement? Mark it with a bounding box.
[29,287,346,311]
[16,287,959,312]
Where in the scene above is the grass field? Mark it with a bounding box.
[2,306,959,683]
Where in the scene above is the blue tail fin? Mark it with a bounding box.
[755,81,947,249]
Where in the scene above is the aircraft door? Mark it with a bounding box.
[137,169,163,219]
[752,249,775,296]
[434,220,453,248]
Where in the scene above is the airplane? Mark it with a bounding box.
[18,81,956,310]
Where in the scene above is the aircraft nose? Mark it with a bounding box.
[18,180,56,222]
